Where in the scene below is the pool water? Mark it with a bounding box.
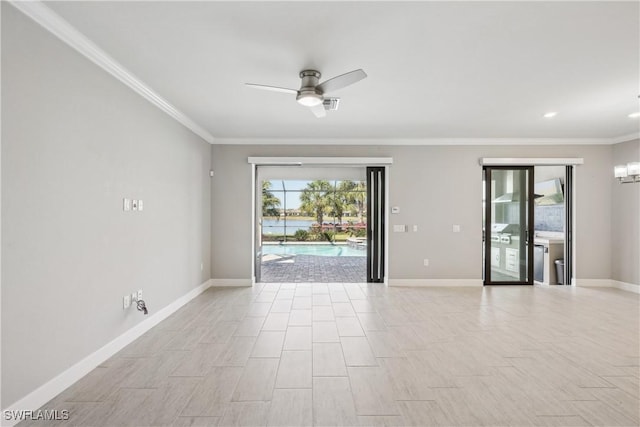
[261,244,366,257]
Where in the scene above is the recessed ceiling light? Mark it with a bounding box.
[543,112,557,118]
[629,112,640,118]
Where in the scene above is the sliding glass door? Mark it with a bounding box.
[484,166,534,285]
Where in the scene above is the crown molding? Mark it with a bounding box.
[610,132,640,144]
[9,1,215,144]
[213,137,615,146]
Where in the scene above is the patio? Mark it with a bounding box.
[260,254,366,283]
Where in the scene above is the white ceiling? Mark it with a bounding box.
[41,1,640,143]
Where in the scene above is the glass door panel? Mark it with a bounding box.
[484,167,534,285]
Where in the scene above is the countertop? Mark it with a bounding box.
[534,236,565,245]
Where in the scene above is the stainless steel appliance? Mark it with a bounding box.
[534,245,544,282]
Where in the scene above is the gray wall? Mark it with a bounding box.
[1,4,211,407]
[211,144,613,282]
[611,139,640,286]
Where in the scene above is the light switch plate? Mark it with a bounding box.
[391,207,400,214]
[123,198,131,211]
[453,225,461,233]
[138,200,143,211]
[123,295,131,309]
[393,224,407,233]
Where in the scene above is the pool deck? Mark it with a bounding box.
[260,254,366,283]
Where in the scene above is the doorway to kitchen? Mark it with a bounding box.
[483,166,534,285]
[482,160,577,286]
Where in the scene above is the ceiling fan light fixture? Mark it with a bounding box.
[296,91,323,107]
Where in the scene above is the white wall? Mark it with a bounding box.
[211,144,613,282]
[1,4,211,407]
[611,139,640,287]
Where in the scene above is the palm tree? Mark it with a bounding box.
[339,180,366,223]
[300,180,333,225]
[262,181,281,217]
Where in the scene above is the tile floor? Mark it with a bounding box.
[21,284,640,426]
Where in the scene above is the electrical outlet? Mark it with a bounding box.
[423,259,429,267]
[131,292,138,302]
[123,295,131,309]
[137,289,143,300]
[132,200,138,211]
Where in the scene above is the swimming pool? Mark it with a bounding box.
[261,244,366,257]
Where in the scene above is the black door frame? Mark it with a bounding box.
[483,166,535,285]
[366,167,386,283]
[564,165,573,286]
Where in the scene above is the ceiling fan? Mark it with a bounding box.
[245,69,367,118]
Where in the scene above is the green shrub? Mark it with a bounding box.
[294,229,309,241]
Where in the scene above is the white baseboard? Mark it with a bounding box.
[612,280,640,294]
[1,279,213,427]
[388,279,483,287]
[211,278,252,287]
[574,279,639,294]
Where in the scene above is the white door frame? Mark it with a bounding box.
[248,157,393,284]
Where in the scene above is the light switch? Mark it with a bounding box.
[138,200,144,211]
[413,225,418,232]
[123,198,131,211]
[391,207,400,214]
[453,225,461,233]
[393,224,407,233]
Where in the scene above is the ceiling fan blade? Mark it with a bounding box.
[245,83,297,95]
[309,103,327,118]
[317,69,367,94]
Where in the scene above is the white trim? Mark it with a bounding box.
[210,278,252,287]
[612,280,640,294]
[219,138,618,146]
[480,158,584,166]
[388,279,484,287]
[247,157,393,166]
[611,132,640,145]
[8,1,215,145]
[573,279,640,294]
[1,279,213,427]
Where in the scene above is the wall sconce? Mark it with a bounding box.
[614,162,640,183]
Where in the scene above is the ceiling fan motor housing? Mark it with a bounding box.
[296,70,323,106]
